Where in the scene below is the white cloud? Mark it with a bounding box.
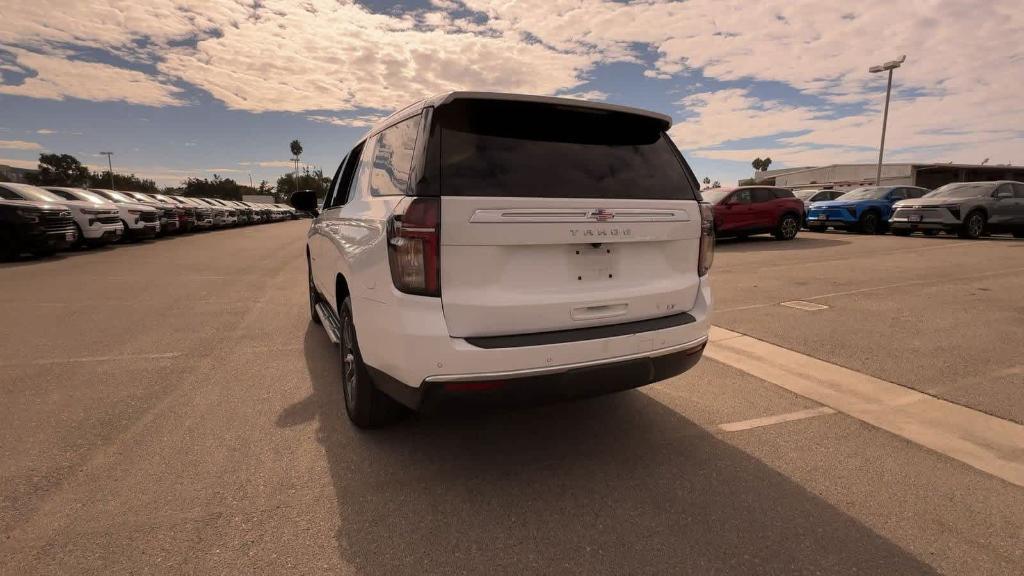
[557,90,609,101]
[306,114,386,128]
[0,157,40,169]
[239,160,294,168]
[35,128,57,134]
[156,0,592,113]
[0,139,43,150]
[0,48,185,107]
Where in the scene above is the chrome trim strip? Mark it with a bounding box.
[424,336,708,383]
[469,208,691,223]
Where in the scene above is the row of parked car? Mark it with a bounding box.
[701,180,1024,241]
[0,182,303,260]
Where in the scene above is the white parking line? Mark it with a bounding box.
[719,406,836,432]
[705,327,1024,487]
[0,352,182,367]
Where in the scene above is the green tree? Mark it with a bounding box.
[712,180,721,188]
[702,176,711,187]
[86,171,158,192]
[181,174,253,200]
[751,157,764,172]
[26,153,90,186]
[275,167,329,202]
[761,157,772,171]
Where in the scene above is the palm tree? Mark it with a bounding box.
[289,140,303,193]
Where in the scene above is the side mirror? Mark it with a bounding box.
[290,190,318,216]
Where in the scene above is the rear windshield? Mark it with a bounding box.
[435,100,697,200]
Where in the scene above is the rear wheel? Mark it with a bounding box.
[958,211,985,239]
[858,211,882,235]
[891,228,911,236]
[339,296,403,428]
[1013,231,1024,239]
[774,214,800,240]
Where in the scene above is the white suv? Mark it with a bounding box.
[293,92,713,427]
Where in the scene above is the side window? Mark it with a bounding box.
[1012,183,1024,198]
[751,189,775,203]
[731,190,752,204]
[772,188,795,199]
[0,185,22,200]
[907,188,926,199]
[994,183,1014,198]
[322,154,347,209]
[331,144,366,207]
[369,115,422,196]
[888,188,907,201]
[347,136,378,202]
[829,191,843,200]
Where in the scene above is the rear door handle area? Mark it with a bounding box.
[571,303,628,321]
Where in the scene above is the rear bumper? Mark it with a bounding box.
[354,276,712,406]
[370,338,706,411]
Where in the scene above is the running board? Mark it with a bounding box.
[315,301,342,344]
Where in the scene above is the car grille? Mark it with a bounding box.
[97,213,120,224]
[140,212,158,223]
[41,210,75,232]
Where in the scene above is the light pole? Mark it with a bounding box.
[869,55,906,186]
[97,150,114,188]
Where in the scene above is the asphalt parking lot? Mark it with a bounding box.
[1,223,1022,575]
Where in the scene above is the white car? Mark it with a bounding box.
[89,189,161,240]
[294,91,713,427]
[5,184,123,247]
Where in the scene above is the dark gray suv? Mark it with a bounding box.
[890,181,1024,238]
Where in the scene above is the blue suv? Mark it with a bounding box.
[806,185,929,234]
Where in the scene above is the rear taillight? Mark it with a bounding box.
[698,202,714,276]
[387,197,440,296]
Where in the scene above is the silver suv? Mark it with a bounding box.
[890,181,1024,238]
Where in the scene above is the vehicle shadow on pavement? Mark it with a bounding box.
[715,235,850,253]
[283,324,939,576]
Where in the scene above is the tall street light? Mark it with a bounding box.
[99,151,115,190]
[868,55,906,186]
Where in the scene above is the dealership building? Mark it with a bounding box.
[749,163,1024,191]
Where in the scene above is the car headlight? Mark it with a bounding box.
[16,209,41,223]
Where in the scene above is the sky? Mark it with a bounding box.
[1,0,1022,188]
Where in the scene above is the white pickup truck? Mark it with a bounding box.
[293,92,714,427]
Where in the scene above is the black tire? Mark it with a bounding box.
[858,211,882,235]
[808,224,827,233]
[1013,231,1024,239]
[891,228,912,236]
[31,246,57,257]
[339,296,403,428]
[0,227,19,261]
[922,229,939,236]
[308,260,321,325]
[958,211,986,239]
[773,214,800,240]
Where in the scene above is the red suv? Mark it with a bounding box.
[701,186,804,240]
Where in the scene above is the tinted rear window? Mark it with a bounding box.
[435,100,697,200]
